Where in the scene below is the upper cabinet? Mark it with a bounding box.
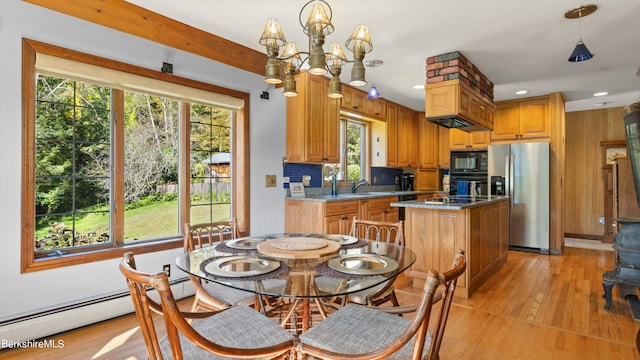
[286,71,340,163]
[419,112,439,169]
[492,96,550,142]
[341,85,385,120]
[387,102,419,168]
[450,129,491,150]
[425,79,495,132]
[438,126,450,168]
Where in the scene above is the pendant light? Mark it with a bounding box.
[565,4,597,62]
[365,59,383,99]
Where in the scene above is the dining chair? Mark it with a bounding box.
[183,221,257,312]
[119,252,296,360]
[345,217,405,307]
[297,249,466,360]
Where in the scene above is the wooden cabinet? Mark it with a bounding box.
[425,79,495,131]
[360,196,399,223]
[386,103,398,167]
[286,71,340,163]
[285,196,401,234]
[418,113,439,169]
[396,106,419,168]
[449,129,491,150]
[438,126,450,168]
[387,102,419,168]
[341,85,385,120]
[285,199,358,234]
[404,199,508,299]
[415,168,439,191]
[492,96,550,142]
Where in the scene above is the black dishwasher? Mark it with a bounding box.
[398,194,417,220]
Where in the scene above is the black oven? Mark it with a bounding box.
[450,150,488,175]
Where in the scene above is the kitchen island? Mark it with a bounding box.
[392,196,509,298]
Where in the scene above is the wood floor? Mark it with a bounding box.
[1,246,638,359]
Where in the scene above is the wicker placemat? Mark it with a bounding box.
[200,256,288,281]
[315,260,369,280]
[341,238,369,249]
[214,241,254,255]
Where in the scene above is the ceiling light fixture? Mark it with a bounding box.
[565,4,597,62]
[515,90,529,95]
[594,91,609,97]
[365,59,383,99]
[259,0,373,98]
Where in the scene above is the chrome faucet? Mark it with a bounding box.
[352,179,370,193]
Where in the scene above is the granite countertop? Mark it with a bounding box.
[285,190,444,202]
[391,195,509,210]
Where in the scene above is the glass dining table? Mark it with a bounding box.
[175,233,416,332]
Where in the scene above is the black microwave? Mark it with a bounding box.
[450,150,488,175]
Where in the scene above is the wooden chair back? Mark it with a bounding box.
[298,249,466,359]
[119,252,294,360]
[119,252,168,360]
[183,220,237,252]
[349,217,405,246]
[424,249,466,359]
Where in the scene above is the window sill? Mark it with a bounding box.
[23,238,183,273]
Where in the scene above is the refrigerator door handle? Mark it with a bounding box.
[507,155,514,207]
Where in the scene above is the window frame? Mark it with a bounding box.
[21,39,251,273]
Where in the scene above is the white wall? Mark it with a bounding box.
[0,0,286,327]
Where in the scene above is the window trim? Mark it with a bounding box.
[21,38,251,273]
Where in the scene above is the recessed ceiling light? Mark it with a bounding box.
[514,90,528,95]
[594,91,609,97]
[413,84,425,90]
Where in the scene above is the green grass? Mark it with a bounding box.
[36,199,230,244]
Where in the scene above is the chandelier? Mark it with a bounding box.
[259,0,373,98]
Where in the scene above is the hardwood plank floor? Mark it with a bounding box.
[1,247,638,359]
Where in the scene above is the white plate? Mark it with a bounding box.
[204,256,280,277]
[323,234,359,245]
[328,254,399,275]
[225,238,265,250]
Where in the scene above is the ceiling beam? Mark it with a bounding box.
[24,0,267,76]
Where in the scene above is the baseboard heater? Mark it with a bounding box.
[0,277,193,349]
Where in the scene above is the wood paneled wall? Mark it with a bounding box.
[564,107,626,238]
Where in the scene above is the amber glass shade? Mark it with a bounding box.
[259,18,286,48]
[345,24,373,53]
[303,3,334,37]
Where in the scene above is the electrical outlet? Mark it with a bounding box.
[283,176,290,183]
[163,264,171,277]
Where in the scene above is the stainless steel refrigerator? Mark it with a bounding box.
[488,142,549,253]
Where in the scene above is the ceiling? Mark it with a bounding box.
[125,0,640,112]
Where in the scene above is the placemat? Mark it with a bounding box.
[315,260,369,280]
[200,256,288,281]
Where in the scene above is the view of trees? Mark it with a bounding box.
[34,75,232,249]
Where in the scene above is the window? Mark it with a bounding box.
[345,120,367,181]
[22,39,250,272]
[189,104,233,224]
[325,119,369,182]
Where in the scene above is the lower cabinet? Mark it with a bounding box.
[285,200,359,234]
[284,197,399,234]
[404,199,508,299]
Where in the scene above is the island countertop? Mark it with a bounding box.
[391,195,509,210]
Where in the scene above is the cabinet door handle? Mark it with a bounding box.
[341,215,347,220]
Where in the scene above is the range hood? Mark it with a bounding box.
[426,115,474,129]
